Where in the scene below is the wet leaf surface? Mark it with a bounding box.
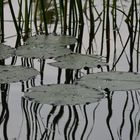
[49,53,107,69]
[24,84,104,105]
[16,45,72,59]
[15,35,77,59]
[0,44,15,60]
[26,34,77,46]
[0,65,39,83]
[76,71,140,91]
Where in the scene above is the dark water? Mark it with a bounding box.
[0,0,140,140]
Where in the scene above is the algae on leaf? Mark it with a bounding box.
[16,45,72,59]
[49,53,107,69]
[0,44,15,60]
[76,71,140,91]
[26,34,77,46]
[24,84,104,105]
[0,65,39,83]
[15,34,77,59]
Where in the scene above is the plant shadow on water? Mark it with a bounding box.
[0,0,140,140]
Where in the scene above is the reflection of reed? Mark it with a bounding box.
[22,97,43,140]
[21,98,100,140]
[106,90,140,140]
[106,91,114,140]
[0,84,10,140]
[119,92,128,139]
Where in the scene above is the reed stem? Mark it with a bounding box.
[8,0,20,36]
[40,0,48,35]
[0,0,4,42]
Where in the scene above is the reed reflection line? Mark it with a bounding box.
[22,98,44,140]
[0,84,10,140]
[106,90,140,140]
[41,105,57,139]
[64,105,72,140]
[130,92,135,140]
[106,91,114,140]
[133,91,140,140]
[22,98,101,140]
[118,92,128,139]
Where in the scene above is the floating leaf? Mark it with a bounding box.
[24,84,104,105]
[15,34,77,59]
[49,53,107,69]
[16,44,72,59]
[0,44,15,60]
[26,34,77,46]
[76,71,140,91]
[0,65,39,83]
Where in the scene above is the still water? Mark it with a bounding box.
[0,0,140,140]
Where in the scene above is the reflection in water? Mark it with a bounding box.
[21,98,99,140]
[106,92,114,140]
[21,91,140,140]
[104,90,140,140]
[0,1,140,139]
[0,84,10,140]
[0,86,139,139]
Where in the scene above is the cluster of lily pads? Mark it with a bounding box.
[1,34,140,105]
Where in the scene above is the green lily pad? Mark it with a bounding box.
[16,44,72,59]
[0,44,15,60]
[0,65,39,83]
[49,53,107,69]
[24,84,104,105]
[76,71,140,91]
[26,34,77,46]
[15,34,77,59]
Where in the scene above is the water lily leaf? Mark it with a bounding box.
[49,53,107,69]
[16,45,72,59]
[0,44,15,60]
[76,71,140,91]
[26,34,77,46]
[24,84,104,105]
[0,65,39,83]
[15,34,77,59]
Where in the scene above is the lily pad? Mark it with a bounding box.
[26,34,77,46]
[49,53,107,69]
[0,44,15,60]
[0,65,39,83]
[76,71,140,91]
[15,44,72,59]
[24,84,104,105]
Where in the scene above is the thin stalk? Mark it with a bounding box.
[8,0,20,36]
[111,0,117,65]
[73,0,78,36]
[28,0,33,35]
[68,0,72,35]
[63,0,67,35]
[76,0,84,25]
[136,2,140,72]
[106,0,111,63]
[24,0,29,37]
[126,0,135,71]
[100,0,106,56]
[34,0,39,34]
[76,24,84,53]
[112,35,130,70]
[40,0,48,35]
[59,0,64,34]
[0,0,4,42]
[88,0,95,54]
[17,0,23,35]
[53,0,59,33]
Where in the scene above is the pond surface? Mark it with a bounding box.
[0,0,140,140]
